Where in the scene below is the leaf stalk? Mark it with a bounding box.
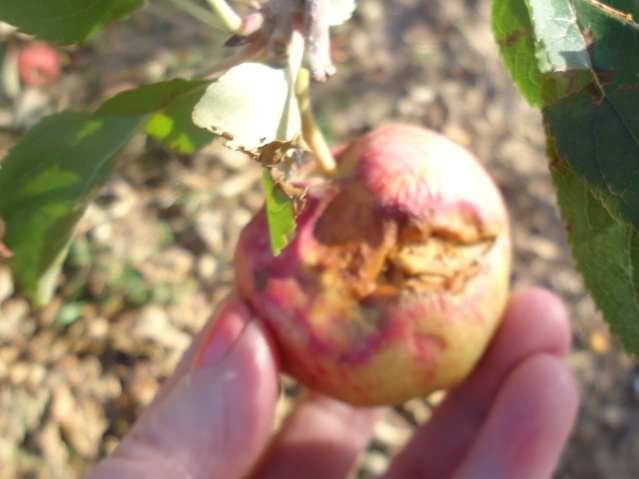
[296,68,336,177]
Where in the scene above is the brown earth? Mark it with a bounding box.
[1,1,638,478]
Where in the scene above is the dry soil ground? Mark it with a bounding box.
[1,1,639,478]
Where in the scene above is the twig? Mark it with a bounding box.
[305,0,336,81]
[166,0,222,28]
[206,0,243,32]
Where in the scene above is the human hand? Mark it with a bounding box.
[85,288,578,479]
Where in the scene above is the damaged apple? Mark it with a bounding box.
[234,124,511,406]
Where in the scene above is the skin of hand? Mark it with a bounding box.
[84,288,579,479]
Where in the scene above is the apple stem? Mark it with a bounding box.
[296,68,337,177]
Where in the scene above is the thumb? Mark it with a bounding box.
[85,298,281,479]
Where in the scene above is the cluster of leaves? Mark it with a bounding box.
[493,0,639,356]
[0,0,354,305]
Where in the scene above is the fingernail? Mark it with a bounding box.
[193,300,251,369]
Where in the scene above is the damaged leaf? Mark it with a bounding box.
[192,62,301,151]
[254,135,308,166]
[263,169,299,256]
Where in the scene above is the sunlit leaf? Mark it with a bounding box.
[493,0,639,356]
[542,0,639,229]
[96,79,214,153]
[192,63,301,151]
[0,0,144,44]
[96,79,209,116]
[0,111,144,304]
[492,0,545,106]
[262,169,296,256]
[144,92,216,153]
[528,0,591,71]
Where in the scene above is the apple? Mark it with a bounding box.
[17,42,61,87]
[234,124,512,406]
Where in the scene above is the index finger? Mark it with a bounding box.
[383,288,573,479]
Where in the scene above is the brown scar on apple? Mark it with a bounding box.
[312,180,498,301]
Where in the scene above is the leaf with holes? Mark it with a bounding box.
[192,62,301,151]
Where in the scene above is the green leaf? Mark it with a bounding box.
[144,89,216,154]
[492,0,638,104]
[492,0,544,106]
[96,79,215,153]
[192,63,301,151]
[96,79,209,116]
[542,0,639,230]
[262,169,296,256]
[493,0,639,356]
[544,88,639,231]
[527,0,591,72]
[0,111,144,304]
[551,153,639,358]
[0,0,144,45]
[494,0,639,226]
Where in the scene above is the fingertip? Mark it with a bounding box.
[456,287,573,407]
[509,287,569,327]
[497,287,572,358]
[454,353,579,479]
[380,289,576,479]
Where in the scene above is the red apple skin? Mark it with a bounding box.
[234,125,511,406]
[18,42,61,87]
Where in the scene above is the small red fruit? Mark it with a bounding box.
[17,42,61,87]
[234,125,511,406]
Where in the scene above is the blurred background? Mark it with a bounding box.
[0,0,638,477]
